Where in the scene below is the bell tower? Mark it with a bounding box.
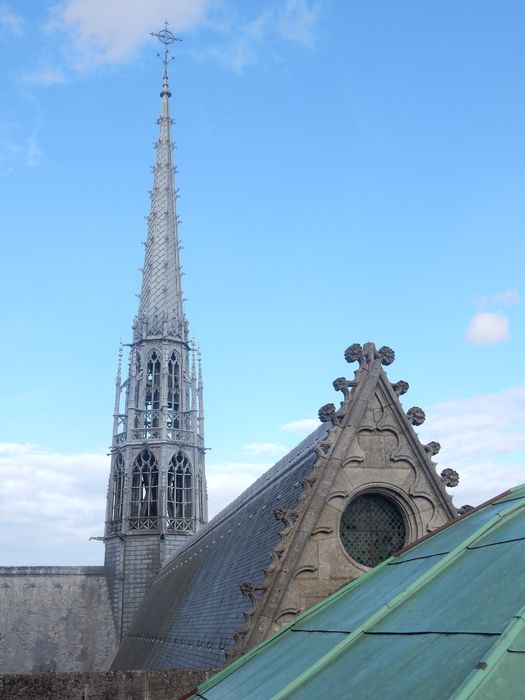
[104,25,207,640]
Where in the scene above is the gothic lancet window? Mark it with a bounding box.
[167,451,192,519]
[130,449,159,523]
[145,351,161,411]
[167,352,180,430]
[134,351,142,406]
[111,453,124,522]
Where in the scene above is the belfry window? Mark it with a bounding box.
[167,451,192,519]
[134,351,141,406]
[111,453,124,521]
[167,352,180,430]
[340,493,406,567]
[145,351,161,411]
[130,449,158,518]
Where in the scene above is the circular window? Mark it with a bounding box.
[340,493,406,567]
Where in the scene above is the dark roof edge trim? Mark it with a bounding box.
[393,488,513,558]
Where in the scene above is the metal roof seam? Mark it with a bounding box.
[467,535,525,550]
[449,607,525,700]
[263,499,525,700]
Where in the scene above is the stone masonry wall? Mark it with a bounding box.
[0,567,117,674]
[0,668,218,700]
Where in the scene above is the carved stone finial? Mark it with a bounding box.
[458,504,474,515]
[424,441,441,456]
[332,377,348,392]
[392,380,409,396]
[406,406,426,426]
[318,403,336,423]
[440,468,459,487]
[344,343,363,365]
[377,346,395,366]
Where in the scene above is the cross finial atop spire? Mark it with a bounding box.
[151,21,182,98]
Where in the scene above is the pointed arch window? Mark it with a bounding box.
[167,451,192,521]
[167,351,180,431]
[134,351,142,406]
[145,351,161,411]
[130,449,159,528]
[109,453,124,531]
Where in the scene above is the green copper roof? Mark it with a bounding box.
[191,484,525,700]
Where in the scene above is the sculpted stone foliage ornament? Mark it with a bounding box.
[407,406,426,426]
[273,506,296,529]
[332,377,348,392]
[440,468,459,487]
[332,376,354,402]
[391,380,409,396]
[377,346,395,366]
[458,504,474,515]
[318,403,336,423]
[239,581,266,606]
[344,343,364,365]
[424,441,441,456]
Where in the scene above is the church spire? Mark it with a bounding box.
[136,25,185,341]
[105,25,207,641]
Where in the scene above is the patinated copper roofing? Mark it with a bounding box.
[191,484,525,699]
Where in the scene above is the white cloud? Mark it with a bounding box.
[0,443,108,565]
[48,0,212,69]
[43,0,324,75]
[25,131,42,167]
[244,442,288,457]
[419,384,525,507]
[276,0,321,46]
[479,289,521,308]
[0,3,23,35]
[281,418,320,433]
[2,381,525,565]
[193,0,323,72]
[22,67,67,86]
[465,312,509,345]
[207,460,270,517]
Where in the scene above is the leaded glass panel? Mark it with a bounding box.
[340,493,406,567]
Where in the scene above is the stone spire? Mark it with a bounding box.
[135,29,185,342]
[104,25,207,641]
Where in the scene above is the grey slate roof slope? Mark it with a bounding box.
[111,423,330,671]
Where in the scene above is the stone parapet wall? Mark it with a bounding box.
[0,669,217,700]
[0,567,116,674]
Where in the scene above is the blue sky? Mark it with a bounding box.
[1,1,524,564]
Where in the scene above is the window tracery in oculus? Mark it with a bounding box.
[167,451,192,519]
[111,453,124,521]
[130,449,158,518]
[339,493,406,567]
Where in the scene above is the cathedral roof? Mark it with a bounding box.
[111,342,457,671]
[111,423,330,670]
[191,483,525,699]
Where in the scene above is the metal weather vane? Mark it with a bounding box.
[151,21,181,95]
[151,21,181,61]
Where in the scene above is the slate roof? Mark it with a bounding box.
[111,423,330,670]
[192,484,525,699]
